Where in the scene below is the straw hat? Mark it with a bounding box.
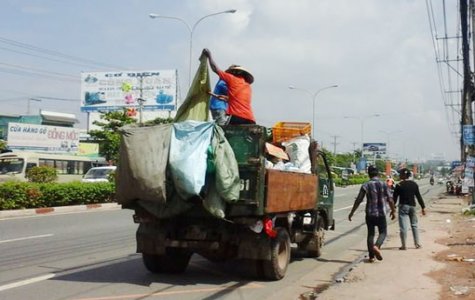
[226,65,254,84]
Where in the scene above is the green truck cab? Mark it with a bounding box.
[120,123,335,280]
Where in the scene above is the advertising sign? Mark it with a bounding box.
[80,70,177,112]
[462,125,475,145]
[467,156,475,168]
[362,142,387,156]
[7,122,81,153]
[451,160,462,170]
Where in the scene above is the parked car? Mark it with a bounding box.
[81,166,116,183]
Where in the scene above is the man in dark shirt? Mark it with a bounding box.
[393,168,426,250]
[349,166,396,262]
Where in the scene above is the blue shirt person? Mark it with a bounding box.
[209,79,229,125]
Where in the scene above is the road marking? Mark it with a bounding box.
[0,273,55,292]
[334,201,366,212]
[73,283,264,300]
[334,205,353,212]
[0,234,53,244]
[335,193,347,197]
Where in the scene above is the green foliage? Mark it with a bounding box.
[0,181,115,210]
[334,173,368,187]
[88,109,137,162]
[333,152,356,168]
[0,140,7,151]
[26,166,58,183]
[145,116,174,125]
[88,111,173,163]
[463,208,475,216]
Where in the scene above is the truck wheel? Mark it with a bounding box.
[142,248,192,273]
[299,216,325,258]
[262,227,291,280]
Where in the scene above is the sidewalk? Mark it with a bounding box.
[0,202,121,219]
[309,195,474,300]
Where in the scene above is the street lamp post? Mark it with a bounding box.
[27,98,42,115]
[288,84,338,137]
[149,10,237,87]
[344,113,381,155]
[379,129,403,159]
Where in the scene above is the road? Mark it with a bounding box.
[0,180,443,300]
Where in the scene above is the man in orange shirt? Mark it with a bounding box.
[201,48,255,125]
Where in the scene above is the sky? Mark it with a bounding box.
[0,0,464,162]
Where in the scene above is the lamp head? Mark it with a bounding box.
[149,13,159,18]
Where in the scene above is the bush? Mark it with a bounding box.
[334,173,368,187]
[0,181,115,210]
[26,166,58,183]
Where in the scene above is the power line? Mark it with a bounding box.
[0,45,114,70]
[0,36,125,70]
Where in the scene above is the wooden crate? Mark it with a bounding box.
[265,169,318,213]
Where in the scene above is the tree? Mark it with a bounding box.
[88,110,137,163]
[0,140,7,152]
[88,109,173,163]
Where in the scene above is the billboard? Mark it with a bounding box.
[362,142,387,156]
[80,70,177,112]
[7,122,81,153]
[463,125,475,145]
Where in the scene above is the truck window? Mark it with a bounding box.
[315,154,329,179]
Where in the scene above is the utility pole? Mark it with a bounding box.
[463,0,475,207]
[330,135,339,155]
[460,0,473,161]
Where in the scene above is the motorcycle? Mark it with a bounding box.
[430,177,434,185]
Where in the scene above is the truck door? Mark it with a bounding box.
[315,151,334,224]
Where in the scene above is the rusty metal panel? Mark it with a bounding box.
[265,169,318,213]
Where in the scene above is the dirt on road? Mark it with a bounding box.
[313,194,474,300]
[429,196,475,299]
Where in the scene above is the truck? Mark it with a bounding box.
[117,122,335,280]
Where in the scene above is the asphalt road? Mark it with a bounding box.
[0,180,443,300]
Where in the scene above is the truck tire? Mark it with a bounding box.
[142,248,192,273]
[261,227,291,280]
[298,216,325,258]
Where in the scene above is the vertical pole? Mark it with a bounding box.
[188,31,193,87]
[138,75,144,126]
[312,97,316,138]
[461,0,472,161]
[360,118,364,156]
[470,0,475,206]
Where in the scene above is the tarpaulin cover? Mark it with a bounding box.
[116,123,172,206]
[202,125,241,218]
[117,54,241,219]
[174,55,211,122]
[169,120,214,200]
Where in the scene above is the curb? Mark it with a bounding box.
[0,203,121,219]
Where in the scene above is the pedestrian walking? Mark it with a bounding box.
[348,166,396,262]
[393,168,426,250]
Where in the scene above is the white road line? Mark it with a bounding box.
[0,273,55,292]
[334,201,366,212]
[0,234,54,244]
[334,205,353,212]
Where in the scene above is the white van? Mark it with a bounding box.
[81,166,116,183]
